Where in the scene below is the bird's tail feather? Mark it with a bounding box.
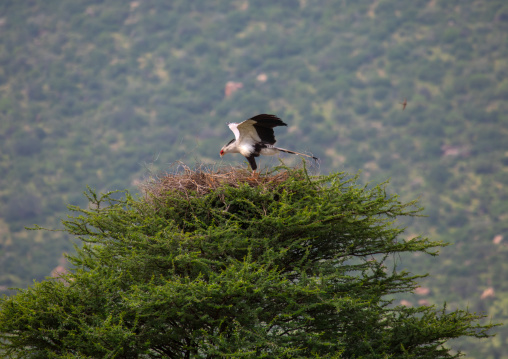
[275,147,319,161]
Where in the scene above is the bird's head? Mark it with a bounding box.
[220,139,235,157]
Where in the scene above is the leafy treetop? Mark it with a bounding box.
[0,165,496,358]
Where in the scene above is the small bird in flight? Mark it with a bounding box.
[220,114,318,171]
[401,98,407,110]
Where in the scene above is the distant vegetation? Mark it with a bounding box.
[0,0,507,357]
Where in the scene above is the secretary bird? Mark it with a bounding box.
[220,114,318,172]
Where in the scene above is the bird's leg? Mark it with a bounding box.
[250,168,261,179]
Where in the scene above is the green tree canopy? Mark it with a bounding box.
[0,166,495,358]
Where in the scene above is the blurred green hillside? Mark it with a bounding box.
[0,0,507,357]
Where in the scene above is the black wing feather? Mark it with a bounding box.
[249,114,287,145]
[249,114,287,128]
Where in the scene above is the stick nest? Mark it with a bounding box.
[140,162,302,200]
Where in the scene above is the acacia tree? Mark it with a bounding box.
[0,167,495,358]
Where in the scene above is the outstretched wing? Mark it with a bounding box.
[228,123,241,141]
[237,114,287,145]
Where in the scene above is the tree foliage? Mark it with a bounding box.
[0,167,495,358]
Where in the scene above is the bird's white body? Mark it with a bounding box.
[220,114,318,171]
[228,123,279,157]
